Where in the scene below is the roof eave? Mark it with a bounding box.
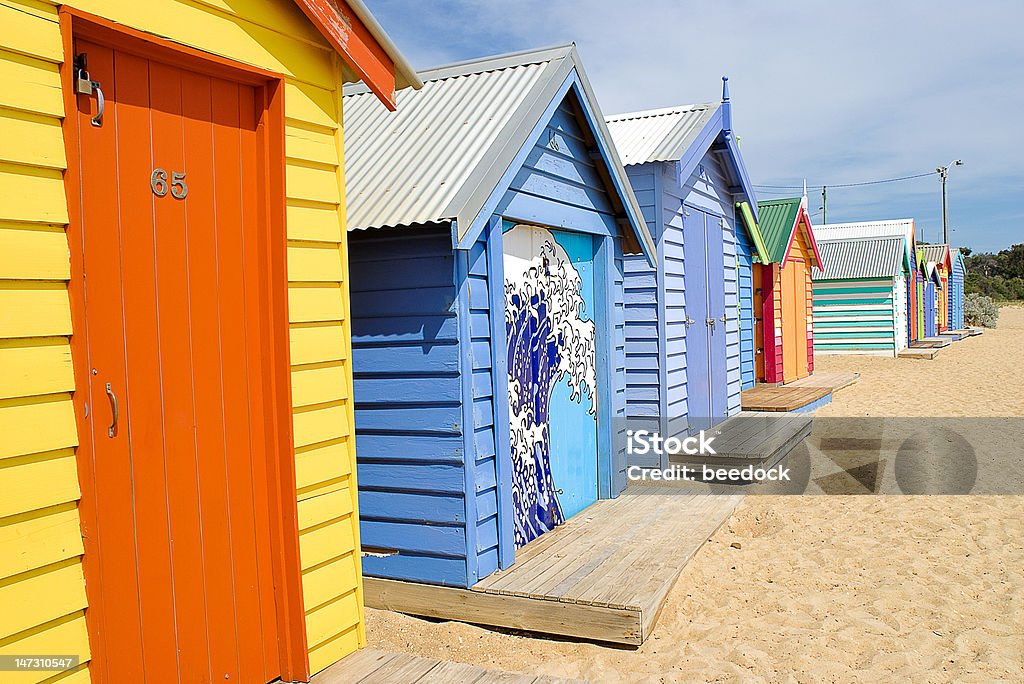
[450,47,656,266]
[295,0,421,111]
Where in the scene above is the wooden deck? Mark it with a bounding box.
[912,337,951,348]
[364,487,741,646]
[898,347,938,360]
[669,412,812,470]
[784,371,860,393]
[741,384,830,411]
[315,648,585,683]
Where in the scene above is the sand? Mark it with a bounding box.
[363,307,1024,682]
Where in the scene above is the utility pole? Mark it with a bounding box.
[821,186,827,225]
[936,159,963,244]
[939,168,948,244]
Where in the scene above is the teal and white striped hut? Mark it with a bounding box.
[811,221,916,356]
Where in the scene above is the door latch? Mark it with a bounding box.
[684,316,696,328]
[74,53,105,127]
[706,317,716,330]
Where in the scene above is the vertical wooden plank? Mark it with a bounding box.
[485,217,514,569]
[262,79,309,680]
[239,81,283,679]
[112,50,180,681]
[212,76,271,684]
[181,69,241,681]
[149,59,213,682]
[454,248,479,585]
[73,39,146,681]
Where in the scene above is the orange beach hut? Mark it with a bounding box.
[0,1,418,681]
[753,197,823,384]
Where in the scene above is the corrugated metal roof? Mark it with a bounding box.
[605,104,717,166]
[344,59,550,231]
[917,243,950,266]
[812,237,907,280]
[342,44,655,259]
[757,198,802,263]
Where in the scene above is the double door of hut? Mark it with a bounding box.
[682,207,728,430]
[70,38,287,681]
[925,281,938,337]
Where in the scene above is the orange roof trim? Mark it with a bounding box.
[292,0,411,110]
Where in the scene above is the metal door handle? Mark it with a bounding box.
[720,314,727,323]
[105,382,119,437]
[685,317,696,328]
[74,56,105,127]
[706,317,716,330]
[554,488,564,495]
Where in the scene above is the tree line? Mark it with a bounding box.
[962,244,1024,301]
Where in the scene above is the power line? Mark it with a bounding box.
[753,170,938,190]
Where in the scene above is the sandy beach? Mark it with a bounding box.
[364,307,1024,682]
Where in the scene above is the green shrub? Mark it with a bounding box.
[964,293,1000,328]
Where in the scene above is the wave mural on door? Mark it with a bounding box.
[504,225,597,547]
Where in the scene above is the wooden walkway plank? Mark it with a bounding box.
[314,649,397,682]
[314,649,587,684]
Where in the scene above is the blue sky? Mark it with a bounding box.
[369,0,1023,252]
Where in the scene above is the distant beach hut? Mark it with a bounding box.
[949,248,967,329]
[753,197,823,383]
[917,248,945,338]
[811,235,914,355]
[813,220,917,356]
[918,244,952,332]
[343,46,655,587]
[604,78,764,459]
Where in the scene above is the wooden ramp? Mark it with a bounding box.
[669,412,812,472]
[741,384,830,412]
[315,648,585,683]
[898,347,938,360]
[364,488,741,646]
[966,327,985,336]
[912,338,950,348]
[784,371,860,393]
[938,331,963,341]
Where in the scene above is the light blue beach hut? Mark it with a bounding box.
[605,79,764,467]
[342,46,655,587]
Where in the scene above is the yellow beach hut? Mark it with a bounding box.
[0,1,418,681]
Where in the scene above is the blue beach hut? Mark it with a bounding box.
[605,79,764,466]
[342,46,655,587]
[949,247,967,330]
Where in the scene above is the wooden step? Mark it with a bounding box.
[741,384,831,411]
[669,412,812,471]
[898,347,938,360]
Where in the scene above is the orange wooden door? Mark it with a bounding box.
[72,39,282,683]
[793,259,809,379]
[782,263,799,382]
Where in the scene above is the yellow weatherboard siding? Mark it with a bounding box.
[0,0,364,679]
